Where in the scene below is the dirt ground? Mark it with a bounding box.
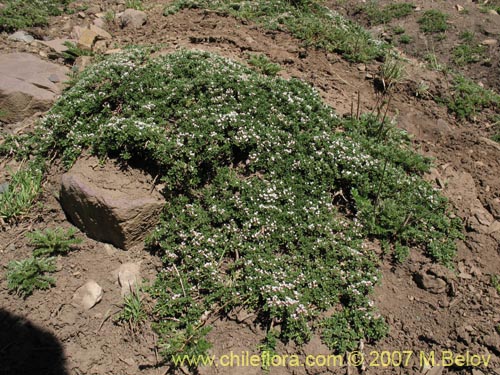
[1,1,500,374]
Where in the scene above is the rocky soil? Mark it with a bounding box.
[1,1,500,375]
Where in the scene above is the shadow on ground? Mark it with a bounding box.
[0,308,68,375]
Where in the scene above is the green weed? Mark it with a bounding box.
[28,227,82,257]
[452,43,487,66]
[6,257,56,298]
[247,54,281,76]
[116,286,147,333]
[62,41,93,64]
[393,26,405,35]
[0,0,71,32]
[164,0,388,62]
[125,0,143,10]
[445,75,500,120]
[361,2,414,25]
[398,34,412,44]
[378,53,406,91]
[0,164,43,223]
[424,52,446,72]
[418,10,449,33]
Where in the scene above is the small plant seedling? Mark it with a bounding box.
[28,227,82,257]
[247,54,281,76]
[393,26,405,35]
[399,34,412,44]
[7,257,57,298]
[491,275,500,294]
[116,286,147,334]
[418,10,449,33]
[379,53,406,91]
[415,81,430,99]
[424,52,446,72]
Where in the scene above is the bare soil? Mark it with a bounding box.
[1,1,500,374]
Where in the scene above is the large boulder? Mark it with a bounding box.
[0,53,69,123]
[60,156,165,249]
[119,9,147,28]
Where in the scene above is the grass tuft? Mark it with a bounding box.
[361,2,414,25]
[0,164,43,223]
[418,10,449,33]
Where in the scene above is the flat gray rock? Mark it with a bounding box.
[0,53,69,123]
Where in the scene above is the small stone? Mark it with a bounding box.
[119,9,147,28]
[8,30,34,43]
[489,221,500,234]
[73,280,103,310]
[93,17,106,29]
[89,24,112,40]
[71,25,85,40]
[455,4,464,12]
[0,182,9,194]
[482,39,498,46]
[73,55,93,73]
[77,29,99,50]
[426,366,444,375]
[40,38,74,54]
[103,243,117,256]
[48,74,60,83]
[105,48,122,54]
[117,262,141,296]
[77,11,86,18]
[488,9,499,15]
[93,40,108,54]
[458,272,472,279]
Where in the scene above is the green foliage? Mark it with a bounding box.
[398,34,412,44]
[491,274,500,294]
[452,32,486,66]
[0,163,43,223]
[393,26,405,35]
[492,116,500,142]
[424,52,446,72]
[125,0,143,10]
[445,75,500,120]
[62,41,92,63]
[378,53,406,91]
[116,286,147,332]
[28,227,82,257]
[12,49,461,363]
[418,10,449,33]
[164,0,388,62]
[247,54,281,76]
[0,0,71,32]
[6,257,56,297]
[361,2,414,25]
[321,308,388,353]
[452,43,487,66]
